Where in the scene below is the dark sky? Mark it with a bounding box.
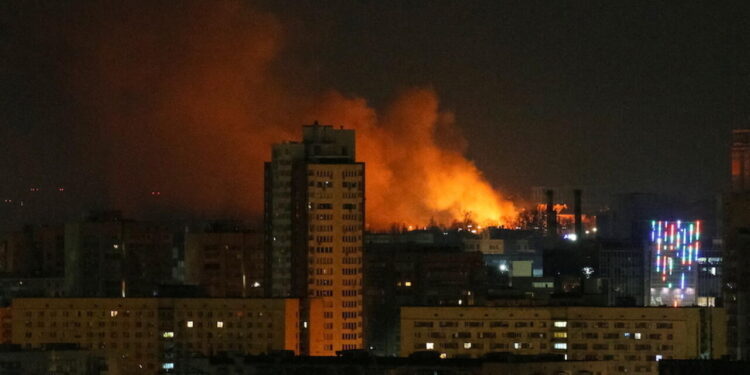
[263,1,750,196]
[1,1,749,227]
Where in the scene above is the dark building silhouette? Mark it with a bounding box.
[364,232,486,356]
[64,211,174,297]
[184,228,264,298]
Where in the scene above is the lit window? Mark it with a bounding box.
[656,354,663,361]
[553,332,568,338]
[635,333,642,340]
[513,343,521,349]
[162,362,174,370]
[162,331,174,338]
[216,321,224,328]
[554,343,568,350]
[554,321,567,328]
[110,310,118,317]
[186,321,193,328]
[426,342,434,350]
[464,342,472,349]
[404,281,412,287]
[303,321,308,328]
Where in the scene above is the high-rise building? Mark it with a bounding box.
[648,220,701,307]
[264,123,364,354]
[732,129,750,192]
[724,192,750,359]
[725,129,750,358]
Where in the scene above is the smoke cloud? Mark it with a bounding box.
[2,0,516,228]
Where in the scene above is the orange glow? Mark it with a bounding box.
[536,203,568,214]
[54,1,517,228]
[311,89,517,229]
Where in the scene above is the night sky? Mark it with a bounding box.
[2,1,749,227]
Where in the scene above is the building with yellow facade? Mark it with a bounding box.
[11,298,301,374]
[265,123,364,355]
[401,306,725,374]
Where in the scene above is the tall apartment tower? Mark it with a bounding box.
[732,129,750,192]
[264,122,364,354]
[726,129,750,359]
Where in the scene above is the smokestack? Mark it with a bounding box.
[546,190,557,237]
[574,189,582,240]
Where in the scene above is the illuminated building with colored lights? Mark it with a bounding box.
[648,220,701,307]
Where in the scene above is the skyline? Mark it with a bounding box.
[2,1,748,228]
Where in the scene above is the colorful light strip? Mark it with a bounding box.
[649,220,702,307]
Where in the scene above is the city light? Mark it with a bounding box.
[649,220,701,306]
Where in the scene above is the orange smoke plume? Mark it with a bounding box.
[311,89,517,229]
[18,0,517,227]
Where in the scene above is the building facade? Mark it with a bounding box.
[64,211,174,298]
[401,306,726,374]
[648,220,701,307]
[184,231,264,298]
[364,243,486,356]
[0,344,107,375]
[11,298,301,374]
[732,129,750,192]
[724,191,750,359]
[264,123,364,354]
[726,130,750,359]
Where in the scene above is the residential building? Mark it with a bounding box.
[732,129,750,192]
[0,307,10,344]
[0,225,65,278]
[184,231,264,298]
[364,240,486,356]
[401,306,726,374]
[725,130,750,359]
[0,344,107,375]
[64,211,174,297]
[264,123,364,354]
[180,352,611,375]
[11,298,302,374]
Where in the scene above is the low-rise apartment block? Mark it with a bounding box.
[11,298,301,374]
[401,306,725,374]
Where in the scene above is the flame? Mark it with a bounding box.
[536,203,568,214]
[15,0,518,228]
[311,89,517,229]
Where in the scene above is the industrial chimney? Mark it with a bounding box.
[546,190,557,237]
[574,189,583,240]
